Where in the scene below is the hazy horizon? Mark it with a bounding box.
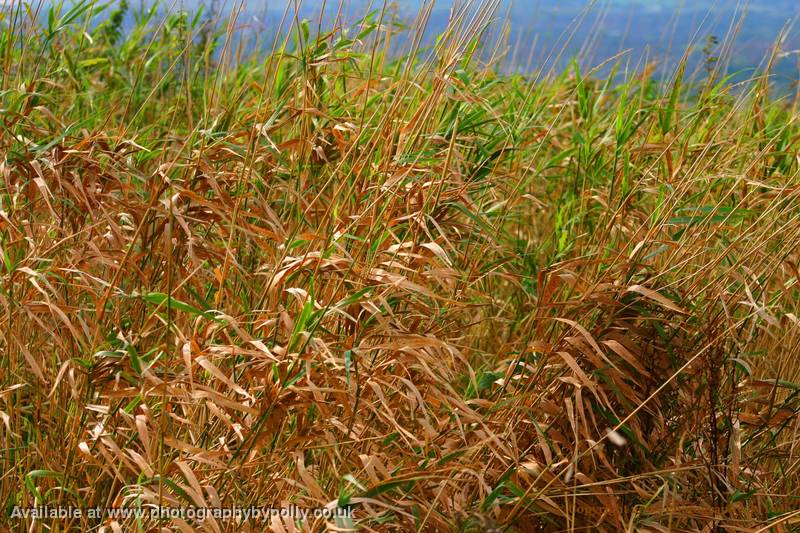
[188,0,800,86]
[17,0,800,87]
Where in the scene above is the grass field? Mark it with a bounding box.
[1,0,800,531]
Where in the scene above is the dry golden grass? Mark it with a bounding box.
[1,0,799,531]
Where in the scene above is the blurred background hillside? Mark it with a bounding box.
[165,0,800,90]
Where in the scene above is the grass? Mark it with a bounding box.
[1,0,799,531]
